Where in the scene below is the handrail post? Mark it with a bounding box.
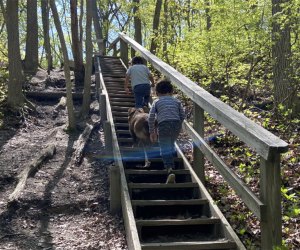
[97,39,105,56]
[104,120,112,152]
[110,164,121,214]
[193,103,205,183]
[120,38,129,66]
[100,93,107,122]
[113,44,117,56]
[260,154,282,249]
[94,57,101,99]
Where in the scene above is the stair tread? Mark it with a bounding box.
[129,183,198,189]
[141,240,236,249]
[132,199,208,206]
[126,169,190,175]
[136,217,220,226]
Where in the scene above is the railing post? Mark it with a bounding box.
[100,93,107,122]
[260,154,282,249]
[97,39,105,56]
[94,57,100,99]
[110,164,121,214]
[113,44,117,57]
[103,121,112,152]
[193,103,205,183]
[120,38,129,66]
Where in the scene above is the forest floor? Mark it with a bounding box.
[0,68,299,249]
[0,69,128,250]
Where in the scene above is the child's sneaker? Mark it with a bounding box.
[166,168,176,184]
[166,173,176,184]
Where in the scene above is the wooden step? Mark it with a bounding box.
[141,240,237,250]
[114,116,129,122]
[110,97,134,101]
[136,217,220,227]
[118,138,133,143]
[126,169,192,183]
[131,199,208,206]
[112,106,132,111]
[116,129,131,135]
[123,157,184,169]
[126,169,190,175]
[128,183,198,189]
[111,101,134,106]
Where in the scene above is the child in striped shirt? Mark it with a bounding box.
[148,80,185,183]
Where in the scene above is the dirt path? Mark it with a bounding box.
[0,100,128,249]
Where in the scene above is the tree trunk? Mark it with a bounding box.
[50,0,76,130]
[41,0,53,73]
[162,0,169,62]
[205,0,212,31]
[79,0,84,58]
[70,0,84,85]
[132,0,142,57]
[80,0,93,118]
[24,0,39,74]
[150,0,163,55]
[91,0,104,53]
[272,0,294,113]
[6,0,24,109]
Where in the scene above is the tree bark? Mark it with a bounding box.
[24,0,39,74]
[162,0,169,62]
[70,0,84,85]
[41,0,53,73]
[80,0,93,118]
[50,0,76,130]
[150,0,163,55]
[272,0,294,113]
[91,0,104,53]
[6,0,24,109]
[205,0,212,31]
[132,0,142,57]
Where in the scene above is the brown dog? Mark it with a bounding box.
[128,107,151,167]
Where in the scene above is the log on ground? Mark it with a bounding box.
[72,120,100,166]
[8,144,56,205]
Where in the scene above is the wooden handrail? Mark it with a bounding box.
[118,32,288,160]
[117,32,288,249]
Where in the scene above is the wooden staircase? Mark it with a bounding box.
[97,55,245,250]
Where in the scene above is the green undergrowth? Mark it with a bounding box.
[201,96,299,249]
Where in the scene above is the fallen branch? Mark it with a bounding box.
[8,144,56,205]
[72,120,100,166]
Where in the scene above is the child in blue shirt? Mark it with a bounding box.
[124,56,154,109]
[148,80,185,183]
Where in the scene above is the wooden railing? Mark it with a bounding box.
[117,32,288,250]
[94,56,141,250]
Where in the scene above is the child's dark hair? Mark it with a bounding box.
[155,80,173,94]
[131,56,144,65]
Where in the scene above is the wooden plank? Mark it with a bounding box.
[136,218,220,227]
[131,199,208,206]
[128,183,198,189]
[260,155,282,249]
[141,240,237,250]
[125,169,190,175]
[119,32,288,160]
[193,104,205,182]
